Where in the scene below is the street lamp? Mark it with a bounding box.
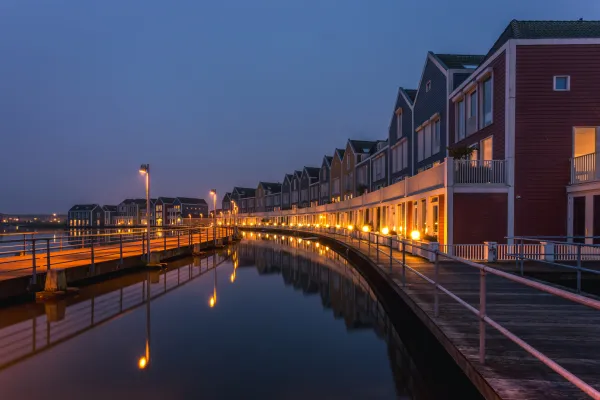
[210,189,217,246]
[139,164,150,263]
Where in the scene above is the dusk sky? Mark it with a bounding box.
[1,0,598,213]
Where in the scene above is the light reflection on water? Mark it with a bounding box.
[0,237,448,400]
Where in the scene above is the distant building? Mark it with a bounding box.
[102,205,118,226]
[155,197,177,226]
[68,204,104,228]
[174,197,208,222]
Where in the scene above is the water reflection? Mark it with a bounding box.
[0,237,465,400]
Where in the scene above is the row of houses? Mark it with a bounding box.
[221,20,600,245]
[68,197,208,228]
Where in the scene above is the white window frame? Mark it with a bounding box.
[457,98,466,141]
[554,75,570,91]
[480,75,493,128]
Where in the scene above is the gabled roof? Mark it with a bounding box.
[69,204,100,212]
[430,52,485,70]
[485,19,600,61]
[293,170,303,180]
[176,197,207,205]
[157,197,176,204]
[102,205,118,212]
[222,192,232,202]
[258,182,282,193]
[403,89,417,102]
[348,140,379,155]
[324,156,333,166]
[334,148,345,161]
[303,167,320,179]
[283,174,294,184]
[232,187,256,198]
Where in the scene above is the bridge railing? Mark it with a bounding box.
[248,224,600,399]
[0,226,236,285]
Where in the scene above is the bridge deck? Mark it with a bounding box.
[0,231,223,282]
[306,231,600,400]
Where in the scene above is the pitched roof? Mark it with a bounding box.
[232,187,256,198]
[258,182,282,193]
[283,174,294,183]
[69,204,100,211]
[176,197,207,205]
[431,52,485,69]
[222,192,232,202]
[349,140,379,154]
[335,148,345,160]
[293,170,303,180]
[304,167,320,179]
[485,19,600,60]
[157,197,176,204]
[102,205,118,212]
[325,156,333,165]
[403,89,417,102]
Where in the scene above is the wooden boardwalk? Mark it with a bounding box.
[292,230,600,400]
[0,230,224,282]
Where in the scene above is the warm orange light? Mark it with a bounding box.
[230,273,236,283]
[315,224,320,228]
[381,227,390,235]
[138,357,148,369]
[410,230,421,240]
[315,243,320,248]
[335,225,341,229]
[298,238,302,243]
[325,224,330,228]
[347,225,354,231]
[325,246,330,251]
[362,225,370,232]
[209,296,216,307]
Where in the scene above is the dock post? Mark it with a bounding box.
[46,239,51,271]
[479,270,487,364]
[31,240,37,285]
[119,235,123,265]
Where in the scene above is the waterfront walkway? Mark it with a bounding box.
[257,228,600,400]
[0,228,229,282]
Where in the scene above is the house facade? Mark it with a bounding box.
[155,197,177,226]
[291,171,302,209]
[319,156,333,205]
[300,167,319,208]
[222,193,232,213]
[256,182,281,212]
[342,140,378,199]
[330,149,344,203]
[174,197,208,221]
[370,140,389,191]
[281,174,293,210]
[389,88,416,184]
[102,205,117,226]
[68,204,103,228]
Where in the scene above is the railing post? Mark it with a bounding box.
[23,234,27,255]
[46,239,51,272]
[31,239,37,285]
[479,270,487,364]
[389,238,393,273]
[164,232,167,251]
[519,238,524,276]
[142,235,145,257]
[434,250,439,317]
[119,235,123,265]
[177,231,180,249]
[576,244,582,293]
[401,240,406,288]
[376,235,379,263]
[90,237,95,274]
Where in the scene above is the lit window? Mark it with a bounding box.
[481,77,493,127]
[554,76,570,91]
[481,136,493,160]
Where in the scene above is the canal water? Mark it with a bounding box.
[0,235,477,399]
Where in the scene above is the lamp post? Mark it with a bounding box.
[139,164,150,263]
[210,189,217,246]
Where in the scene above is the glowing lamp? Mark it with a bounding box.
[209,296,216,308]
[410,230,421,240]
[362,225,370,233]
[138,357,148,369]
[335,225,341,229]
[347,225,354,231]
[381,227,390,235]
[298,238,302,243]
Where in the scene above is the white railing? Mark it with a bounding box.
[454,159,506,184]
[571,152,597,184]
[442,244,486,260]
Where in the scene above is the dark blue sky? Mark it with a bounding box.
[1,0,598,213]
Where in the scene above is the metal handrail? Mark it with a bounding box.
[251,225,600,399]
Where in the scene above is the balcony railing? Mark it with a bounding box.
[571,152,597,184]
[453,159,506,184]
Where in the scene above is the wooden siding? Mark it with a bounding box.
[330,154,342,200]
[389,93,413,182]
[449,51,506,160]
[515,44,600,237]
[453,193,507,244]
[342,142,356,198]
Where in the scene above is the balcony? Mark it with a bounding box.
[571,152,598,184]
[453,159,506,185]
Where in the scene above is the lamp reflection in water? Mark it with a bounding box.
[209,255,217,308]
[138,272,152,369]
